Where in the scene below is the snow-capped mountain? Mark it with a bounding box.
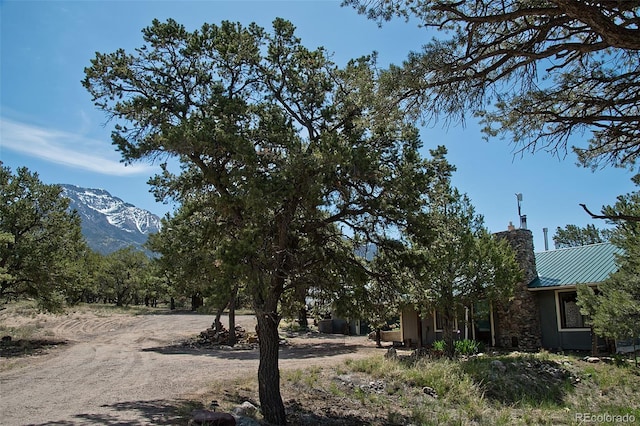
[60,184,162,254]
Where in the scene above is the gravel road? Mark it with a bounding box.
[0,311,377,425]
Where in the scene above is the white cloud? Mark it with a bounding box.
[0,117,154,176]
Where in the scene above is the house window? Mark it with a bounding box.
[558,291,587,329]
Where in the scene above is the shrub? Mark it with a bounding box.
[454,339,480,356]
[430,339,480,357]
[432,339,446,352]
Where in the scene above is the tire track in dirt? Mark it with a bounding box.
[0,313,255,425]
[50,315,137,340]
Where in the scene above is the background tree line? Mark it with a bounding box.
[0,163,209,312]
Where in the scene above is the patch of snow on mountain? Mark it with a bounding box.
[61,185,162,235]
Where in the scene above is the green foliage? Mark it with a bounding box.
[346,0,640,170]
[402,147,523,357]
[553,224,611,249]
[429,339,480,356]
[431,339,446,352]
[0,164,92,311]
[577,181,640,366]
[83,17,431,424]
[454,339,480,356]
[95,247,154,307]
[0,232,14,285]
[147,206,235,310]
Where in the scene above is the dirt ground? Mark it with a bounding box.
[0,309,379,425]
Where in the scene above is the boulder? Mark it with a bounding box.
[422,386,438,398]
[190,410,236,426]
[384,347,397,360]
[232,401,258,418]
[490,360,506,372]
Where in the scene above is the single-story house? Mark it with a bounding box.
[529,240,622,351]
[400,228,624,352]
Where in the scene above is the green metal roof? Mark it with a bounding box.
[529,242,622,289]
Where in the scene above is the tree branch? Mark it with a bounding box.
[579,203,640,222]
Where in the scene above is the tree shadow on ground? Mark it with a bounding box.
[136,309,207,316]
[141,339,364,360]
[0,339,67,358]
[29,399,193,426]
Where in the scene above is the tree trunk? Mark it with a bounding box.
[228,293,236,346]
[212,297,229,334]
[191,293,203,311]
[116,289,126,307]
[256,310,286,425]
[213,305,225,334]
[443,314,455,359]
[298,306,308,331]
[375,327,382,348]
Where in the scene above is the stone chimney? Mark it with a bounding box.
[492,228,542,350]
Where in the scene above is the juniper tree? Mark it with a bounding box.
[401,147,522,357]
[553,224,611,249]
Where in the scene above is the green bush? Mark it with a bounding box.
[432,339,446,352]
[454,339,480,356]
[431,339,480,356]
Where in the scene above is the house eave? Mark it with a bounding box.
[527,282,600,291]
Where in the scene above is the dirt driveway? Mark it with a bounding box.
[0,311,378,425]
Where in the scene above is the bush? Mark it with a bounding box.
[455,339,480,356]
[430,339,480,356]
[432,339,446,351]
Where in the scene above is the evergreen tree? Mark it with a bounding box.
[0,164,90,311]
[346,0,640,170]
[577,178,640,364]
[553,224,611,249]
[402,147,522,357]
[83,19,430,424]
[96,247,151,307]
[147,202,241,339]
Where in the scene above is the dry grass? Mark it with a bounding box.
[197,350,640,425]
[3,303,637,425]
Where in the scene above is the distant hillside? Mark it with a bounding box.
[60,184,162,254]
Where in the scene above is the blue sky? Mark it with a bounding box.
[1,0,635,251]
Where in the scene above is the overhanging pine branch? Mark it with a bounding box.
[579,203,640,222]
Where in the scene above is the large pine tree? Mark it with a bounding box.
[83,18,431,424]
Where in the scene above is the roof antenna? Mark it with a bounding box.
[516,193,527,229]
